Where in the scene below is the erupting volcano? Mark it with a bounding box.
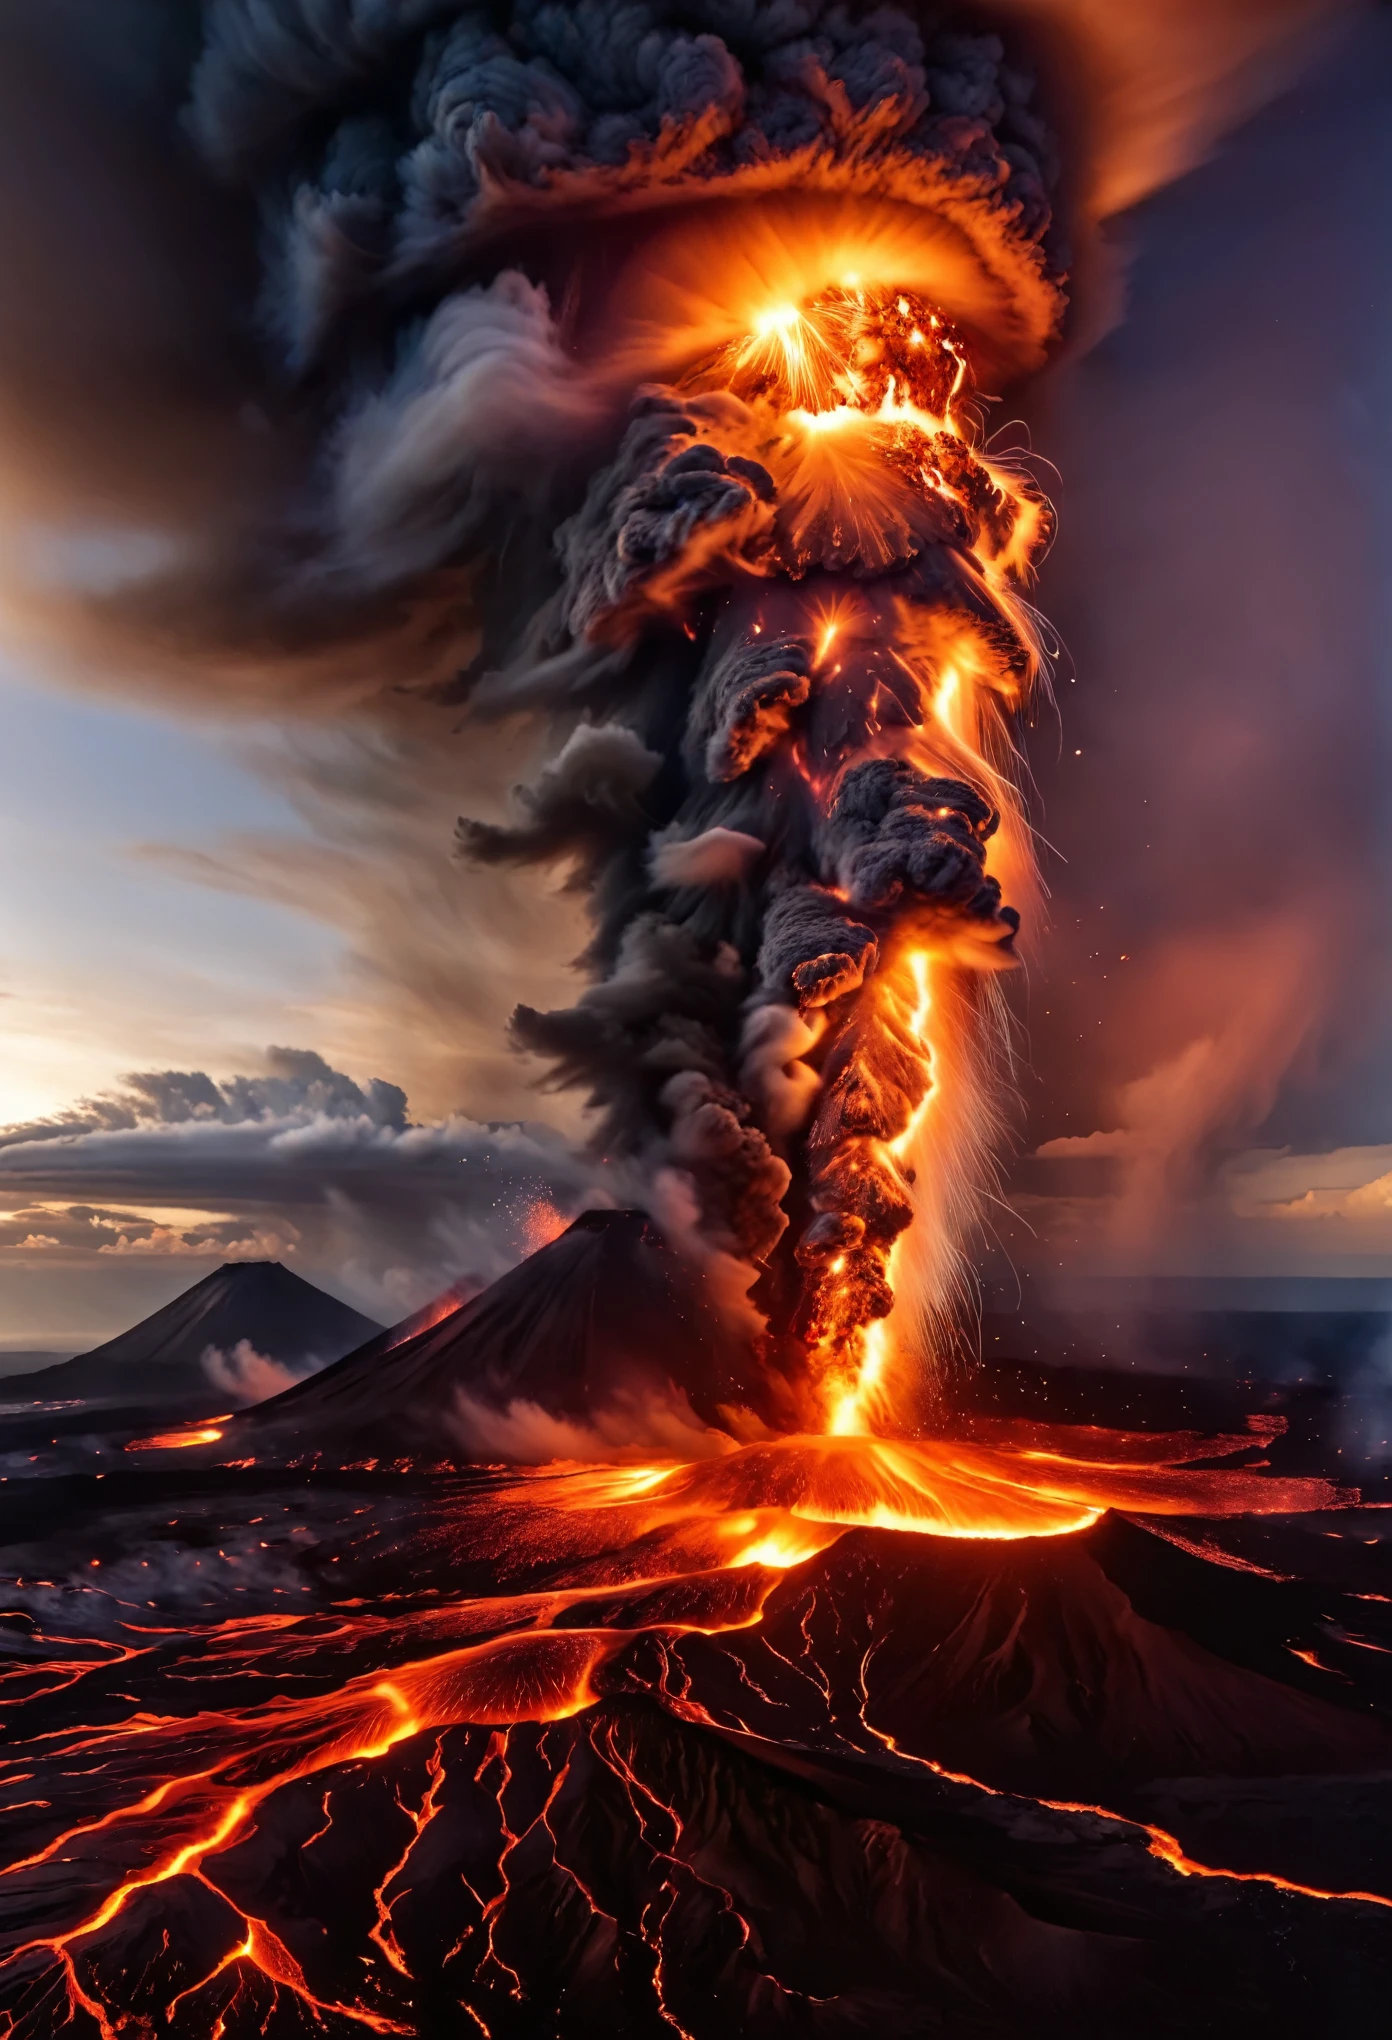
[475,264,1052,1437]
[2,3,1391,2035]
[450,159,1063,1438]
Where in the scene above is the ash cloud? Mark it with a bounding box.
[202,1337,312,1403]
[0,0,1364,1374]
[0,0,1063,699]
[143,710,591,1127]
[449,1381,740,1463]
[0,1047,607,1320]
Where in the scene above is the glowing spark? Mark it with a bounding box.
[931,665,962,736]
[126,1426,224,1451]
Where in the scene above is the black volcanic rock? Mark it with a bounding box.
[5,1465,1392,2037]
[3,1262,381,1407]
[235,1210,780,1462]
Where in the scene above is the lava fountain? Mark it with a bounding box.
[454,158,1063,1444]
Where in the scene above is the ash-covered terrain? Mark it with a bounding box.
[1,1220,1390,2038]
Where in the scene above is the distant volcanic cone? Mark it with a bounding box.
[2,1261,381,1410]
[232,1210,794,1463]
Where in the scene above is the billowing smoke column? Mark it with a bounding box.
[190,0,1065,1432]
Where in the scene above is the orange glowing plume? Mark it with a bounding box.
[668,280,1051,1432]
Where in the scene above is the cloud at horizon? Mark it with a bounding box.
[0,1046,606,1343]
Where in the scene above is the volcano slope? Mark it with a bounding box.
[3,1263,382,1410]
[225,1211,790,1465]
[0,1231,1391,2037]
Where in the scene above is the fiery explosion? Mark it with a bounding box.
[702,276,1050,1427]
[468,265,1054,1437]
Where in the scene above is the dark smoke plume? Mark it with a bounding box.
[0,1,1073,1426]
[0,0,1358,1425]
[223,0,1061,1419]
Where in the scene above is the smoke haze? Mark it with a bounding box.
[1010,6,1392,1282]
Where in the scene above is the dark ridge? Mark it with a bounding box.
[2,1261,382,1406]
[0,1350,71,1378]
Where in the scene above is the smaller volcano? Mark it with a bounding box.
[3,1262,381,1408]
[235,1211,780,1463]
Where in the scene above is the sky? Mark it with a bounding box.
[0,673,593,1348]
[1004,5,1392,1284]
[1,6,1391,1347]
[0,664,342,1125]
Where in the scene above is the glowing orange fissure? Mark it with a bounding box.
[3,1633,609,2035]
[1,1426,1368,2035]
[688,282,1050,1431]
[125,1425,225,1452]
[852,1679,1392,1915]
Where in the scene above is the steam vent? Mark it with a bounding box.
[1,6,1391,2039]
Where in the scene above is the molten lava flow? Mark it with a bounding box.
[547,1416,1348,1553]
[851,1659,1392,1914]
[0,1413,1377,2037]
[828,945,935,1437]
[125,1424,226,1452]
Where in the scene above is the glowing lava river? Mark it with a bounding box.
[1,5,1390,2033]
[2,1402,1392,2038]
